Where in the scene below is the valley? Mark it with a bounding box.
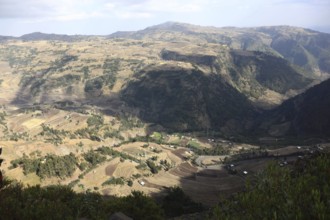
[0,101,328,207]
[0,22,330,218]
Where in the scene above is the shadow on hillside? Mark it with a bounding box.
[148,162,246,207]
[5,64,263,217]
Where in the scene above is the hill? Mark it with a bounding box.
[121,64,257,131]
[120,48,313,131]
[255,78,330,137]
[19,32,88,42]
[109,22,330,79]
[1,22,326,133]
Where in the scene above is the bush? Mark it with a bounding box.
[146,160,160,174]
[84,77,103,93]
[87,114,104,128]
[102,177,125,186]
[68,179,80,188]
[83,150,106,166]
[79,162,88,171]
[135,163,147,170]
[151,132,163,143]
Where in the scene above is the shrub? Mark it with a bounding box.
[102,177,125,186]
[83,150,106,166]
[146,160,160,174]
[87,114,104,127]
[84,77,103,93]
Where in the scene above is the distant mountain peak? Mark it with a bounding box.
[143,21,193,31]
[19,32,90,42]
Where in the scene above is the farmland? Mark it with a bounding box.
[1,104,326,207]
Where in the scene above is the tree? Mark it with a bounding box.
[117,191,164,220]
[211,153,330,219]
[162,187,204,217]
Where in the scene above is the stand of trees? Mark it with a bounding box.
[211,152,330,219]
[10,153,78,179]
[0,183,163,220]
[4,148,329,219]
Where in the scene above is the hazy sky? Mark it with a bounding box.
[1,0,330,36]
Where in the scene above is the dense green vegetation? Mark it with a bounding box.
[223,148,268,163]
[0,183,163,220]
[84,77,103,94]
[192,144,231,156]
[150,132,163,144]
[10,153,78,179]
[121,68,256,131]
[96,146,140,163]
[83,150,106,167]
[3,151,330,219]
[38,154,78,179]
[211,152,330,219]
[258,78,330,137]
[162,187,204,218]
[102,177,125,186]
[146,160,160,174]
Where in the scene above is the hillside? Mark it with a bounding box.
[1,22,328,134]
[109,22,330,79]
[120,47,313,131]
[0,29,314,111]
[255,78,330,137]
[121,64,257,131]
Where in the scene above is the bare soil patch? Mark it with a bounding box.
[105,157,121,176]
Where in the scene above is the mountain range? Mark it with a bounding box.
[1,22,330,139]
[109,22,330,79]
